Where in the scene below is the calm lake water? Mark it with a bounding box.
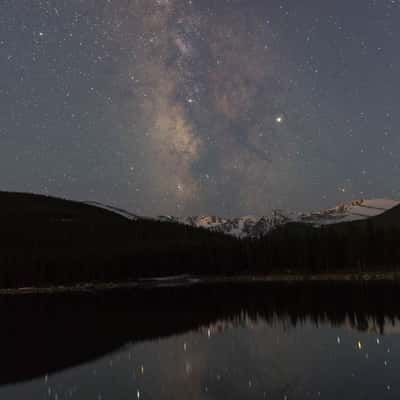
[0,282,400,399]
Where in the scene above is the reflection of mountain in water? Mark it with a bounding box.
[3,281,400,386]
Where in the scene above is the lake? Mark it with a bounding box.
[0,281,399,399]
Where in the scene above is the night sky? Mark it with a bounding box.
[1,0,400,217]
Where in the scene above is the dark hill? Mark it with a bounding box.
[0,192,242,288]
[364,202,400,229]
[0,191,130,223]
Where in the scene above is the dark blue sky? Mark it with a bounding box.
[0,0,399,216]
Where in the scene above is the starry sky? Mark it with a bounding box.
[1,0,400,217]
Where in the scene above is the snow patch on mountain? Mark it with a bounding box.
[299,198,400,225]
[159,211,289,238]
[85,201,139,221]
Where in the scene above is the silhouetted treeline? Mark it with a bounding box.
[1,191,400,287]
[245,220,400,274]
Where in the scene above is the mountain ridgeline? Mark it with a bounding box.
[1,191,400,288]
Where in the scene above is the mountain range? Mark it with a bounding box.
[103,198,400,239]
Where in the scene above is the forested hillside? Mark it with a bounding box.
[246,217,400,274]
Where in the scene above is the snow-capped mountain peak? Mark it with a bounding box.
[159,198,399,238]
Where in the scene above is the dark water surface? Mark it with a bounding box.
[1,282,400,399]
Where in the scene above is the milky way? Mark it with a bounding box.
[1,1,400,216]
[111,0,307,214]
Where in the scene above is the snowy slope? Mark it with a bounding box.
[299,199,400,225]
[85,201,139,221]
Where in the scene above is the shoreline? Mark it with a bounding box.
[1,272,400,295]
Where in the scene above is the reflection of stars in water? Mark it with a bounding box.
[38,313,400,400]
[185,361,192,375]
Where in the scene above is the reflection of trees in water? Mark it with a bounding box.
[1,281,400,386]
[197,282,400,335]
[204,310,399,338]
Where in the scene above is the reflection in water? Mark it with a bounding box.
[1,282,400,399]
